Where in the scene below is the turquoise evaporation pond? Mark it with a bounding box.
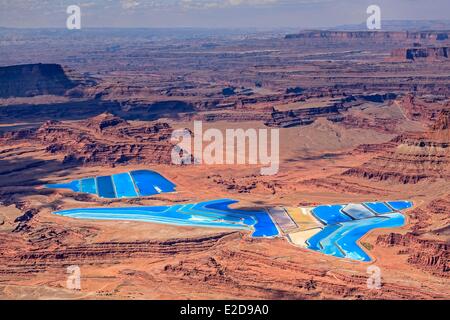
[112,173,138,198]
[97,175,116,198]
[53,199,279,238]
[306,201,412,262]
[45,170,176,199]
[387,201,413,211]
[311,205,352,225]
[80,178,96,194]
[364,202,393,214]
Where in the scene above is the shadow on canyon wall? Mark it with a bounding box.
[0,99,196,127]
[0,156,76,203]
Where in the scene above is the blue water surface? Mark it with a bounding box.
[112,173,138,198]
[307,224,341,251]
[54,199,279,238]
[131,170,176,196]
[307,206,407,262]
[335,213,405,261]
[81,178,97,194]
[387,201,413,211]
[96,176,116,198]
[46,180,81,193]
[45,169,176,199]
[364,202,393,215]
[50,193,411,262]
[312,205,352,225]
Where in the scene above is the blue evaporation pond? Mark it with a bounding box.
[190,202,254,225]
[112,173,138,198]
[130,170,176,196]
[335,213,405,261]
[45,170,176,199]
[387,201,413,211]
[81,178,97,194]
[199,199,278,237]
[46,180,81,193]
[306,201,408,262]
[364,202,393,215]
[312,205,352,225]
[53,199,279,238]
[251,212,279,237]
[96,176,116,198]
[342,204,375,220]
[317,230,346,258]
[307,224,341,251]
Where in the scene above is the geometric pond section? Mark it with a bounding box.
[306,212,405,262]
[53,199,279,238]
[52,197,412,262]
[46,169,176,199]
[298,200,411,262]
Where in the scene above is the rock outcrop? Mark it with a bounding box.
[265,94,394,128]
[377,233,448,277]
[392,47,449,61]
[2,113,176,166]
[398,94,449,124]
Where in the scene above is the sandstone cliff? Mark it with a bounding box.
[286,30,450,43]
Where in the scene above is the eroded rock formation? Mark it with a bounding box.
[377,232,448,277]
[342,110,450,184]
[1,113,175,166]
[392,46,449,61]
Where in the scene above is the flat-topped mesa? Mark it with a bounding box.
[285,30,450,43]
[0,63,76,98]
[391,46,449,61]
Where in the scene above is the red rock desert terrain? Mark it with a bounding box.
[0,26,448,300]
